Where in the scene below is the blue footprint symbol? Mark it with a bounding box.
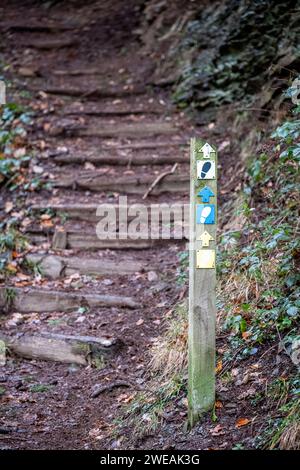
[201,161,211,178]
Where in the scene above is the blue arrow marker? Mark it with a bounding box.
[197,186,215,203]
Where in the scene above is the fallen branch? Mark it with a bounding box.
[142,163,178,199]
[90,380,131,398]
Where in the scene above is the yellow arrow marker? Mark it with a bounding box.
[197,230,214,247]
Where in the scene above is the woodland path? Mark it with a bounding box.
[0,0,231,450]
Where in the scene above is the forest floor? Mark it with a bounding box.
[0,0,298,450]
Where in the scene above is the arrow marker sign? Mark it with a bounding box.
[199,142,215,159]
[197,230,214,247]
[197,186,215,203]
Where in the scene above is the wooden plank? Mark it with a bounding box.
[30,85,145,99]
[1,331,121,366]
[73,122,177,138]
[188,138,217,427]
[0,287,138,312]
[28,231,167,250]
[25,253,148,278]
[53,152,188,166]
[53,173,189,195]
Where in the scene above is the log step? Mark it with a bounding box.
[30,203,189,224]
[25,253,149,279]
[62,102,163,116]
[53,152,188,166]
[68,122,177,139]
[30,85,145,99]
[0,287,138,312]
[2,21,83,32]
[24,38,79,50]
[28,231,172,250]
[52,172,189,195]
[1,332,121,366]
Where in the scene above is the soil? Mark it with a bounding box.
[0,0,289,451]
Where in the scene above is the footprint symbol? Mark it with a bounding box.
[201,161,211,178]
[200,206,211,223]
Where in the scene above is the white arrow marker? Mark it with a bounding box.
[200,142,215,159]
[197,230,214,247]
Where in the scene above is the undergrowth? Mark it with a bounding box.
[0,101,41,279]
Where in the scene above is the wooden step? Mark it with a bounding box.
[30,203,189,224]
[53,172,189,195]
[62,102,163,116]
[24,38,79,50]
[53,152,188,166]
[30,85,145,99]
[28,230,169,250]
[1,331,121,366]
[0,287,137,312]
[68,122,177,139]
[26,253,149,279]
[2,21,83,32]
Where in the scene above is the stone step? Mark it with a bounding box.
[0,287,137,312]
[25,253,149,279]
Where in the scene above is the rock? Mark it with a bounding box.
[147,271,158,282]
[0,340,6,366]
[18,66,37,77]
[39,255,64,279]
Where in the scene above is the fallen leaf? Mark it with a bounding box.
[215,360,222,373]
[209,424,225,436]
[40,219,54,228]
[235,417,251,428]
[215,400,223,409]
[5,201,14,213]
[242,331,250,339]
[6,263,17,273]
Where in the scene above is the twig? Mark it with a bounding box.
[90,380,131,398]
[142,163,178,199]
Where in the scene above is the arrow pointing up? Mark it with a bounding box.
[197,186,215,203]
[200,142,215,159]
[197,230,214,247]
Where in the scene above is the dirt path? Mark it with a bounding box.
[0,0,244,450]
[0,0,193,450]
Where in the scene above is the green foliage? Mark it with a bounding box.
[176,250,188,285]
[219,109,300,358]
[29,384,53,393]
[0,103,33,188]
[172,0,300,120]
[0,226,28,276]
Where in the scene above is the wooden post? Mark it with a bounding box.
[188,138,217,427]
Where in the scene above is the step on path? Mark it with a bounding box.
[0,0,198,450]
